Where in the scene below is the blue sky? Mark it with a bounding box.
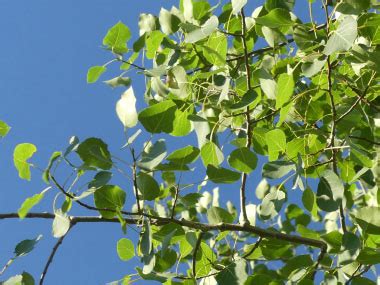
[0,1,328,284]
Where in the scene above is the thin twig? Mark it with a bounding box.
[250,109,280,124]
[118,59,145,71]
[239,8,252,225]
[218,29,243,37]
[311,244,327,279]
[131,148,141,213]
[345,264,362,284]
[0,258,15,276]
[171,184,180,219]
[242,237,262,259]
[39,224,74,285]
[349,136,380,146]
[323,0,347,234]
[192,232,204,278]
[336,73,375,123]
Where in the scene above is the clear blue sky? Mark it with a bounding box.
[0,1,326,284]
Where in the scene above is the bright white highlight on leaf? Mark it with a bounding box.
[323,16,357,55]
[185,16,219,43]
[116,87,138,128]
[52,210,70,238]
[232,0,247,15]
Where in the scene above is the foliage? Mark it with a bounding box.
[1,0,380,284]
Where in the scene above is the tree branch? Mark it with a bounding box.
[39,224,74,285]
[323,0,347,234]
[131,148,141,214]
[42,175,329,252]
[238,8,252,225]
[311,244,327,279]
[0,212,327,250]
[171,184,180,219]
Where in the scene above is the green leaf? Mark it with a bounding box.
[232,0,247,14]
[171,109,192,137]
[194,242,217,277]
[146,30,165,59]
[228,147,258,173]
[167,146,200,165]
[117,238,135,261]
[245,274,277,285]
[154,249,177,272]
[0,120,10,137]
[87,66,107,83]
[215,258,248,284]
[159,8,181,35]
[276,73,294,108]
[103,21,131,54]
[18,189,48,219]
[14,235,42,257]
[76,138,112,170]
[352,207,380,234]
[255,8,294,28]
[136,172,160,201]
[293,24,317,50]
[265,0,295,11]
[52,210,70,238]
[88,171,113,188]
[202,32,227,66]
[357,247,380,265]
[279,255,314,278]
[265,129,286,161]
[262,161,296,179]
[321,231,343,253]
[316,170,344,212]
[228,90,260,111]
[258,69,277,100]
[116,87,138,128]
[104,76,131,88]
[201,141,224,166]
[206,165,241,184]
[94,185,126,219]
[184,15,219,43]
[141,219,152,256]
[21,272,35,285]
[207,206,234,224]
[302,188,318,218]
[13,143,37,181]
[302,59,326,78]
[2,273,34,285]
[138,140,167,170]
[323,16,357,55]
[42,151,61,184]
[351,277,376,285]
[138,100,177,133]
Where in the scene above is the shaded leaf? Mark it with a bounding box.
[94,185,126,219]
[76,138,112,170]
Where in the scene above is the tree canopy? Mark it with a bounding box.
[1,0,380,284]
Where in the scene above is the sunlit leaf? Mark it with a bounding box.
[13,143,37,181]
